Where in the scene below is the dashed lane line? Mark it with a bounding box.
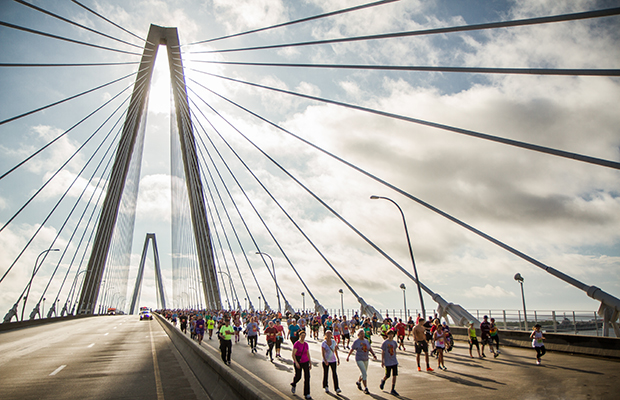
[49,365,66,376]
[149,321,165,400]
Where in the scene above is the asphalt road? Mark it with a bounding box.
[0,315,209,400]
[1,316,619,400]
[183,321,620,400]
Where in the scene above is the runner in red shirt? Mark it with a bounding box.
[394,319,407,351]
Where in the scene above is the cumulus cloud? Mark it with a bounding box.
[465,284,516,299]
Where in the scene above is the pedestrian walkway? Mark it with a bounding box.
[173,321,619,400]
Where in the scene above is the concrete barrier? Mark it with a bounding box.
[0,314,99,332]
[154,313,274,400]
[449,326,620,358]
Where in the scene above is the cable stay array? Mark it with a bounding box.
[189,7,620,54]
[190,71,620,171]
[1,2,618,335]
[183,0,401,46]
[193,60,620,77]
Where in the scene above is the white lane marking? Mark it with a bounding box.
[49,365,66,376]
[88,343,95,348]
[104,333,109,336]
[149,322,165,400]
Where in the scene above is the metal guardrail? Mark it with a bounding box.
[316,308,615,337]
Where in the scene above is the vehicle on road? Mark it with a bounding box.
[139,307,153,320]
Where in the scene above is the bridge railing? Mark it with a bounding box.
[313,308,612,337]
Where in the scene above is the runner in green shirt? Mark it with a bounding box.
[219,318,234,365]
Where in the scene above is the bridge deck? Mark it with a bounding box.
[0,316,618,400]
[178,318,619,400]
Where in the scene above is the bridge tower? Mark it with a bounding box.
[77,25,221,314]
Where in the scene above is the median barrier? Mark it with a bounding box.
[154,313,273,400]
[449,326,620,358]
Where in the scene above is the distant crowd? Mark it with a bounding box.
[158,308,545,398]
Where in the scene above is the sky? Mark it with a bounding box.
[0,0,619,321]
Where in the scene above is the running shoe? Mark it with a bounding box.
[356,381,362,391]
[379,379,385,390]
[325,386,329,393]
[494,352,499,358]
[426,367,434,372]
[390,389,400,396]
[305,395,312,400]
[364,388,370,394]
[336,388,342,394]
[291,384,296,394]
[417,366,421,372]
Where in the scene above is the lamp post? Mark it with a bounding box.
[301,292,305,313]
[400,283,407,319]
[256,252,280,313]
[258,296,262,312]
[370,195,426,318]
[22,248,60,321]
[339,289,344,318]
[514,273,528,330]
[244,297,247,310]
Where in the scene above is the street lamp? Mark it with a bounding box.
[256,252,281,313]
[22,248,60,321]
[301,292,305,313]
[370,195,426,318]
[338,289,344,318]
[258,296,262,312]
[514,273,528,330]
[400,283,407,320]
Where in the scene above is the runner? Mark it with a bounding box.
[362,318,373,345]
[311,316,321,340]
[233,315,242,343]
[372,312,379,335]
[468,321,482,358]
[275,319,285,358]
[413,317,433,372]
[321,330,341,394]
[406,316,414,340]
[490,317,500,353]
[333,318,342,346]
[246,316,260,353]
[207,316,215,340]
[379,330,400,396]
[346,329,377,395]
[219,318,234,366]
[394,318,407,351]
[289,318,301,345]
[179,313,188,333]
[380,319,391,339]
[291,331,312,399]
[264,320,277,362]
[480,315,498,357]
[195,314,205,345]
[433,320,447,370]
[341,315,351,349]
[530,323,546,365]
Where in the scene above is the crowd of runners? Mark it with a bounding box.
[159,308,542,399]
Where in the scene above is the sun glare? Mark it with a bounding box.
[148,45,172,115]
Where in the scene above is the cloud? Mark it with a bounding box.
[464,284,516,299]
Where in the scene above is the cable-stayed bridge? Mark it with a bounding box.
[0,1,619,397]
